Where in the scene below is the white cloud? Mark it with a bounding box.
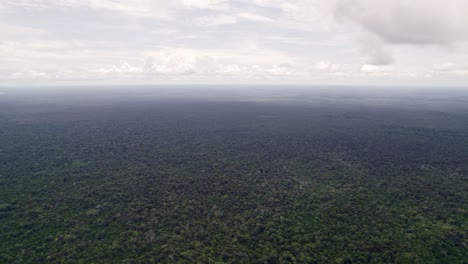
[315,61,340,71]
[453,70,468,76]
[264,36,311,46]
[193,12,275,27]
[142,48,299,76]
[432,62,456,71]
[267,64,298,76]
[91,62,144,74]
[6,0,157,17]
[4,0,230,18]
[0,23,47,39]
[231,0,338,32]
[237,13,274,23]
[431,62,468,77]
[90,59,300,78]
[1,70,57,80]
[1,0,468,85]
[0,42,303,81]
[144,53,197,75]
[361,64,392,76]
[193,15,237,27]
[180,0,230,11]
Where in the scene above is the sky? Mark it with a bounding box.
[1,0,468,86]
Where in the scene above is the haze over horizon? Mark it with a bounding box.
[1,0,468,87]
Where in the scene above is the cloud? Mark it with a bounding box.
[180,0,230,11]
[4,0,230,18]
[432,62,456,71]
[92,62,144,75]
[91,59,300,78]
[311,61,353,79]
[336,0,468,46]
[361,64,392,76]
[264,36,311,46]
[141,50,299,76]
[144,54,196,75]
[5,0,165,17]
[237,13,274,23]
[2,0,468,85]
[0,44,301,81]
[0,23,47,39]
[315,61,340,71]
[238,0,338,32]
[193,12,275,27]
[359,34,393,65]
[335,0,468,66]
[193,15,237,27]
[453,70,468,76]
[0,70,61,81]
[431,62,468,76]
[267,64,297,76]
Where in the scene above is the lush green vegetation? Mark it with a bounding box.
[0,91,467,263]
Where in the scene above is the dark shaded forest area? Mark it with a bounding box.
[0,87,467,263]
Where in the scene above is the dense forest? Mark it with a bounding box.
[0,87,467,263]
